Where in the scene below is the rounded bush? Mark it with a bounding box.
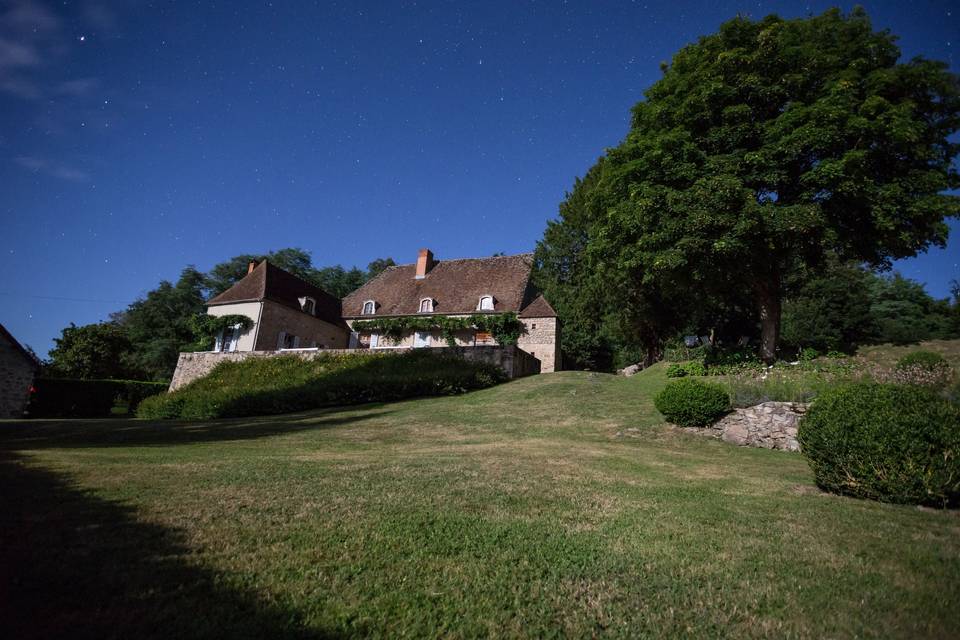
[798,383,960,507]
[666,363,689,378]
[654,378,730,427]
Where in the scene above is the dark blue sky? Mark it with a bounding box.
[1,1,958,355]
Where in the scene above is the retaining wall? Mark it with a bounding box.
[169,345,539,391]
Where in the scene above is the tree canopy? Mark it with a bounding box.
[537,8,960,363]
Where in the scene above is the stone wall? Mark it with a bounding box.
[169,345,539,391]
[700,402,809,452]
[517,317,560,372]
[0,335,36,419]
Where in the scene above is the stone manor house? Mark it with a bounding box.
[203,249,561,374]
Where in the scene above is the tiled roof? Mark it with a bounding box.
[0,323,40,369]
[343,253,537,317]
[207,261,343,325]
[518,294,557,318]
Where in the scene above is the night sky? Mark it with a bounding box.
[2,1,958,356]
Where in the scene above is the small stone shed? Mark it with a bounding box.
[0,323,39,419]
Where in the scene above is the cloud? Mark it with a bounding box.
[13,154,90,182]
[0,36,41,69]
[56,77,101,96]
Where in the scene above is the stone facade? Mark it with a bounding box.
[694,402,809,452]
[0,329,37,419]
[253,300,348,350]
[517,316,560,373]
[169,345,539,391]
[343,315,560,373]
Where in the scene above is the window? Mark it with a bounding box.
[419,298,434,313]
[277,331,300,350]
[362,300,376,315]
[475,331,493,344]
[531,323,537,330]
[414,331,431,348]
[215,324,241,352]
[300,297,316,315]
[478,295,494,311]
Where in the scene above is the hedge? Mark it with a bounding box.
[28,378,169,418]
[138,350,508,420]
[654,378,730,427]
[798,382,960,507]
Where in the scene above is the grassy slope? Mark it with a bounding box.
[1,359,958,638]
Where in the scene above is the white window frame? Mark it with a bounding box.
[215,324,241,353]
[478,295,494,311]
[300,296,316,315]
[414,331,431,348]
[369,333,380,348]
[419,298,434,313]
[362,300,376,315]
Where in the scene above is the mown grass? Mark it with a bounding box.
[1,364,958,638]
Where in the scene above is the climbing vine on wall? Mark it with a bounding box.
[352,313,525,347]
[188,313,254,350]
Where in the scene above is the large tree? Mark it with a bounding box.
[47,321,139,379]
[584,8,959,361]
[116,267,208,380]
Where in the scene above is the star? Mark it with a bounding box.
[79,35,86,42]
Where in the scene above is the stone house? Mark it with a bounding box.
[205,248,561,373]
[0,323,39,419]
[205,260,349,351]
[342,250,561,372]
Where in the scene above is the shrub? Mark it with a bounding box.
[666,361,706,378]
[654,378,730,427]
[137,350,508,420]
[893,351,954,388]
[798,383,960,507]
[703,347,765,375]
[28,378,168,418]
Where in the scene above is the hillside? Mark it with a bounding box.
[1,347,958,638]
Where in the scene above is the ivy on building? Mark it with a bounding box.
[188,313,254,350]
[352,313,525,347]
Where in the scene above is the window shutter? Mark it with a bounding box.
[277,331,287,350]
[214,332,222,352]
[229,326,240,352]
[292,335,301,348]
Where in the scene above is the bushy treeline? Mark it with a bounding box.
[137,351,506,420]
[28,378,169,418]
[44,248,394,382]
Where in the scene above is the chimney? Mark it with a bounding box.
[247,260,257,274]
[415,248,434,279]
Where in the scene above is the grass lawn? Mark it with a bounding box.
[1,363,958,638]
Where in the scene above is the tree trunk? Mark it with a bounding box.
[755,278,781,364]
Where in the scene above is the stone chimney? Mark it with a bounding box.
[247,260,257,274]
[415,249,435,279]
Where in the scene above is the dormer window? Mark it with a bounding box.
[300,296,316,315]
[478,295,494,311]
[419,298,434,313]
[362,300,376,315]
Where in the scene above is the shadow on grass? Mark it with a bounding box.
[0,451,347,639]
[0,405,394,450]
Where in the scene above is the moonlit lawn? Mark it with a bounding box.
[2,364,958,638]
